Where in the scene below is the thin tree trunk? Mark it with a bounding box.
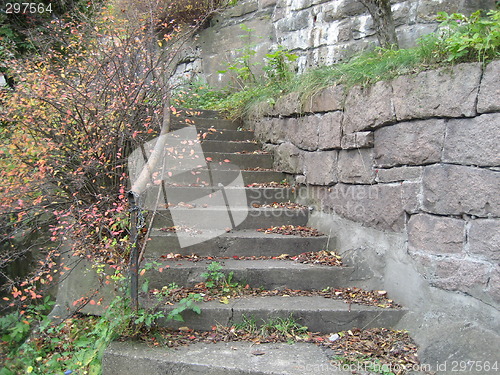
[360,0,399,49]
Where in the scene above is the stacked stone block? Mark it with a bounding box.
[247,60,500,307]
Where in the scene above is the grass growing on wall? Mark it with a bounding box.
[174,9,500,119]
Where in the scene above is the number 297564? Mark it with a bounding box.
[5,2,53,14]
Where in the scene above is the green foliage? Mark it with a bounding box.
[168,293,203,322]
[217,25,298,90]
[201,261,241,293]
[233,314,308,343]
[263,46,298,85]
[233,314,259,335]
[173,80,229,109]
[435,10,500,63]
[259,315,308,340]
[200,261,225,289]
[0,280,203,374]
[217,24,261,87]
[0,297,54,356]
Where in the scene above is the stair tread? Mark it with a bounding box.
[147,295,404,312]
[149,228,327,239]
[153,206,308,213]
[143,258,346,270]
[104,341,351,375]
[146,295,407,333]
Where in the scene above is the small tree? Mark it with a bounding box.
[0,0,229,309]
[359,0,399,49]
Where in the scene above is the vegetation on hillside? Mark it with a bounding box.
[0,0,234,372]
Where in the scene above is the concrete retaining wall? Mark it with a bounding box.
[246,60,500,367]
[174,0,496,86]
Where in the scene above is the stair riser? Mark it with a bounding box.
[171,118,242,130]
[142,156,274,171]
[158,170,288,186]
[151,209,309,229]
[201,130,254,141]
[141,187,297,205]
[103,358,265,375]
[157,141,259,154]
[201,141,260,153]
[171,123,255,141]
[178,108,223,118]
[154,306,406,333]
[146,236,329,257]
[204,153,273,169]
[142,267,354,291]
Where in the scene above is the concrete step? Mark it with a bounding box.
[137,152,273,171]
[142,259,353,290]
[201,140,260,153]
[103,341,351,375]
[159,169,287,186]
[167,121,254,141]
[156,139,259,155]
[171,117,242,130]
[146,229,331,257]
[178,108,224,119]
[204,152,273,169]
[201,129,255,141]
[145,296,407,333]
[141,186,297,206]
[151,206,309,229]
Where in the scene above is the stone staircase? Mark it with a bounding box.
[102,110,408,374]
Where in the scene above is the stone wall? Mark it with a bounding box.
[247,60,500,308]
[174,0,496,86]
[246,60,500,368]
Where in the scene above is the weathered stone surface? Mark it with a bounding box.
[323,183,405,231]
[374,119,445,167]
[285,116,319,151]
[478,60,500,113]
[443,113,500,167]
[273,92,302,116]
[401,181,421,214]
[376,166,423,183]
[273,142,304,174]
[338,149,376,184]
[252,117,285,144]
[422,164,500,217]
[225,1,259,17]
[284,0,331,11]
[275,9,310,31]
[259,0,278,8]
[261,143,277,154]
[303,151,337,185]
[392,63,482,120]
[323,0,365,22]
[341,131,374,149]
[408,214,464,255]
[488,266,500,304]
[303,84,345,113]
[468,219,500,262]
[412,254,491,296]
[318,111,343,149]
[343,80,395,134]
